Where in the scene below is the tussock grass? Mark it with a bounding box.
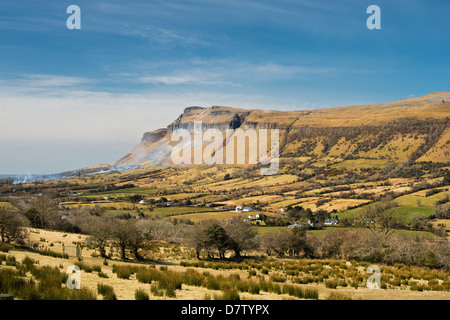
[75,262,102,273]
[38,249,69,259]
[97,283,117,300]
[135,288,149,300]
[0,261,96,300]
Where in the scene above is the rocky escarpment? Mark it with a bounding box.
[166,106,251,133]
[141,128,168,145]
[112,92,450,168]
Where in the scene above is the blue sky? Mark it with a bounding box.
[0,0,449,174]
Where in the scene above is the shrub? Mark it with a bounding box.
[303,288,319,300]
[5,255,16,266]
[282,284,295,296]
[150,284,164,296]
[136,268,160,283]
[75,262,102,273]
[0,243,11,252]
[270,283,281,294]
[215,288,240,300]
[135,289,149,300]
[165,286,176,298]
[182,269,203,287]
[270,274,286,283]
[325,279,339,289]
[112,265,135,279]
[97,283,117,300]
[205,277,221,291]
[327,292,352,300]
[22,256,37,269]
[158,272,182,292]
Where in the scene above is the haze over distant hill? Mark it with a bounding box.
[112,92,450,169]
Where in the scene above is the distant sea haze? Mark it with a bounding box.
[0,174,58,184]
[0,174,23,179]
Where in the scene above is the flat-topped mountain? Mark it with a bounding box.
[112,92,450,168]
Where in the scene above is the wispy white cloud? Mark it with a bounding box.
[136,73,237,86]
[117,24,210,49]
[14,74,93,88]
[120,59,349,88]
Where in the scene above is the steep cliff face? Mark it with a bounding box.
[166,106,251,133]
[113,128,171,167]
[112,92,450,168]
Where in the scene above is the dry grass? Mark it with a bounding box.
[2,227,450,300]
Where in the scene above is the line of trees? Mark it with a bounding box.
[84,216,189,260]
[257,226,450,270]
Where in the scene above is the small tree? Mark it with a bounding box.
[128,194,144,204]
[288,227,308,256]
[356,197,404,236]
[225,218,259,258]
[434,203,450,219]
[86,217,113,259]
[184,223,209,259]
[260,229,290,256]
[25,195,58,229]
[127,220,147,260]
[111,220,135,260]
[0,208,28,244]
[205,223,229,259]
[184,220,230,259]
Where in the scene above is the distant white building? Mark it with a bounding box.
[289,221,314,228]
[325,219,339,225]
[236,205,253,212]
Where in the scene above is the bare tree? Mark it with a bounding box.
[184,220,230,259]
[184,222,210,259]
[111,220,135,260]
[86,217,113,259]
[225,218,259,258]
[356,197,404,236]
[127,220,147,260]
[25,195,58,229]
[260,229,290,256]
[0,208,28,245]
[143,218,186,243]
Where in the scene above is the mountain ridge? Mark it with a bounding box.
[112,92,450,169]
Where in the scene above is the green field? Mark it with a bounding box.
[395,189,450,207]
